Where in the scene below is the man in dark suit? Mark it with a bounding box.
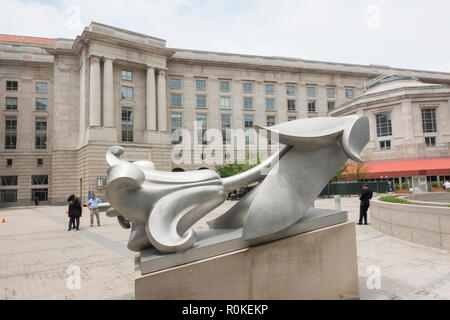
[358,184,373,225]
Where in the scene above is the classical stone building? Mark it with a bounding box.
[330,75,450,190]
[1,22,450,206]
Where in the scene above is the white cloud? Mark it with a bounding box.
[0,0,449,72]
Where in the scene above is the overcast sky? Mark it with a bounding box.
[1,0,449,72]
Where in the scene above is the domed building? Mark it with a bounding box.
[330,75,450,191]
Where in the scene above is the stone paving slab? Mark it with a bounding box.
[0,197,448,300]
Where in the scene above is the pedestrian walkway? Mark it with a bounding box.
[314,197,449,300]
[0,197,448,299]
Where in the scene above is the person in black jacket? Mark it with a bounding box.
[67,194,75,230]
[68,197,82,231]
[358,184,373,225]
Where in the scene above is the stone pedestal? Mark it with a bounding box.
[135,221,359,300]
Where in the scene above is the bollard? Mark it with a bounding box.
[334,195,341,210]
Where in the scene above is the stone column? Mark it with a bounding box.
[89,56,101,127]
[157,70,167,132]
[146,67,157,131]
[103,57,114,127]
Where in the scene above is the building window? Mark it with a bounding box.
[170,78,181,89]
[307,86,316,97]
[266,98,275,110]
[245,115,254,145]
[425,136,436,147]
[245,116,253,127]
[244,97,253,110]
[1,176,18,186]
[345,88,354,98]
[31,188,48,201]
[196,95,207,108]
[265,84,274,95]
[121,70,133,81]
[267,116,276,145]
[6,97,18,110]
[5,117,17,149]
[286,85,296,96]
[376,113,392,137]
[6,81,18,91]
[35,82,48,93]
[287,100,296,111]
[32,175,48,185]
[421,109,437,133]
[221,114,231,143]
[121,86,133,100]
[35,117,47,149]
[220,81,230,92]
[7,159,13,166]
[0,190,17,203]
[35,98,48,111]
[243,82,253,94]
[220,97,231,109]
[12,45,20,51]
[326,87,335,98]
[196,79,207,91]
[121,107,134,142]
[308,101,316,112]
[327,101,335,111]
[266,116,276,127]
[288,117,296,121]
[379,140,391,150]
[171,114,182,145]
[170,94,182,107]
[37,158,43,166]
[196,114,207,145]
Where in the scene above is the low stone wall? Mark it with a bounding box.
[371,199,450,250]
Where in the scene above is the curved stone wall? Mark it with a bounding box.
[370,199,450,250]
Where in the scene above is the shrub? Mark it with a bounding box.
[379,196,411,204]
[431,181,439,188]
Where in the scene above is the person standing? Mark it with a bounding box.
[68,197,82,231]
[67,194,76,230]
[443,180,450,192]
[86,193,102,227]
[386,181,394,194]
[358,184,373,225]
[34,195,39,207]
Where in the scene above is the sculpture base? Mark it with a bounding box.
[139,208,347,275]
[135,221,359,300]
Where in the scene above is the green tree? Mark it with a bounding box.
[215,151,262,178]
[331,164,348,181]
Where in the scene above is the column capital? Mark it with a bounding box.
[103,56,115,62]
[89,55,102,62]
[157,70,166,76]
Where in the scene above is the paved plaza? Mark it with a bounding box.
[0,197,449,300]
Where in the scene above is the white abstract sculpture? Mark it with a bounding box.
[101,115,369,254]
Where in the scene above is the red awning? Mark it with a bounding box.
[347,157,450,178]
